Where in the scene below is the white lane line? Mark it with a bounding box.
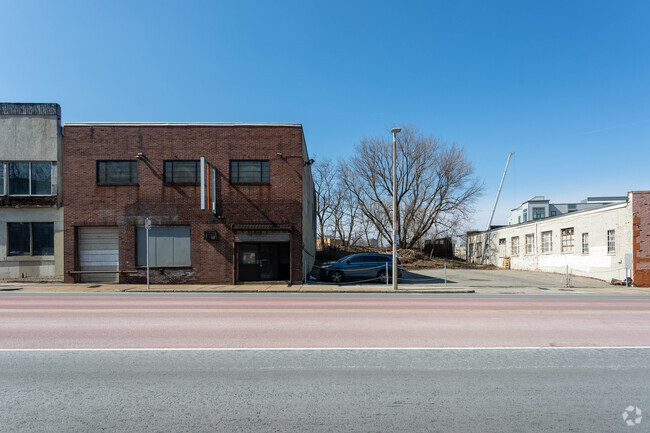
[1,346,650,352]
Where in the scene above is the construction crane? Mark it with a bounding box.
[482,152,514,262]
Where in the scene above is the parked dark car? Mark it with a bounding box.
[319,253,403,283]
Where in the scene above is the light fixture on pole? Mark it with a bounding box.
[391,127,401,290]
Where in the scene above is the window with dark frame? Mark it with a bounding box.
[230,160,270,184]
[97,161,138,184]
[7,222,54,256]
[164,160,200,184]
[6,162,52,196]
[532,207,545,220]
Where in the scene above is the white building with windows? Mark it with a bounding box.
[0,103,64,279]
[467,191,650,285]
[508,195,627,225]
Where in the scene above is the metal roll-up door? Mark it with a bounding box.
[78,227,119,283]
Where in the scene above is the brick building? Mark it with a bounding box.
[63,123,315,284]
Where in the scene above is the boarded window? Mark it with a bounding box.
[97,161,138,184]
[164,161,200,183]
[230,160,270,183]
[137,226,191,266]
[561,228,574,252]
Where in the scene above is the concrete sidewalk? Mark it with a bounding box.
[0,281,475,294]
[1,280,649,295]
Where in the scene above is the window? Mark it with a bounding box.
[511,237,519,256]
[7,222,54,256]
[523,209,528,222]
[561,228,574,252]
[136,226,190,266]
[230,160,269,184]
[498,238,506,245]
[582,233,589,254]
[532,207,545,220]
[607,230,615,253]
[525,234,535,254]
[551,211,557,216]
[5,162,52,195]
[97,161,138,184]
[164,160,200,184]
[542,231,552,253]
[468,243,474,259]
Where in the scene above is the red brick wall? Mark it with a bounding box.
[632,191,650,287]
[63,124,306,284]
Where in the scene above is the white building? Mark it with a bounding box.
[508,195,627,225]
[0,103,64,279]
[468,191,650,286]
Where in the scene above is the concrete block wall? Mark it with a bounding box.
[63,124,309,284]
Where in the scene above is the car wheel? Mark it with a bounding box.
[377,270,389,283]
[330,271,343,283]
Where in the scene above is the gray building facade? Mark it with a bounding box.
[0,103,64,279]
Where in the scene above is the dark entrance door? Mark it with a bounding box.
[237,242,290,282]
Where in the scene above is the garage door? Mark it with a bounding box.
[78,227,119,283]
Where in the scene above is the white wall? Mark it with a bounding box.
[469,201,632,282]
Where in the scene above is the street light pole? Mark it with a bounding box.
[391,127,401,290]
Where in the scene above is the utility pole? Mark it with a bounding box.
[391,127,401,290]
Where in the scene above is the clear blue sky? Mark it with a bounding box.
[2,0,649,229]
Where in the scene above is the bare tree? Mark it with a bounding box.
[341,124,483,249]
[313,158,337,248]
[331,179,360,246]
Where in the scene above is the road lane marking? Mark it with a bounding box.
[0,308,649,313]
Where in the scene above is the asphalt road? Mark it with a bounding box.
[1,293,650,348]
[1,293,649,432]
[1,349,648,432]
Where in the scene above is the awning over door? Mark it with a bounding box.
[232,223,292,243]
